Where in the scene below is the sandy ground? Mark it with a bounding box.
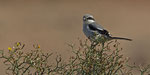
[0,0,150,74]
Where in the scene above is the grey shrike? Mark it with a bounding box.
[82,14,132,42]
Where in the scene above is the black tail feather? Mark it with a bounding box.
[110,37,132,41]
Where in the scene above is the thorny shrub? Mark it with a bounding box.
[0,39,150,75]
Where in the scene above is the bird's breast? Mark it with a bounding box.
[83,24,97,38]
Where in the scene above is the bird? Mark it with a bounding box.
[82,14,132,43]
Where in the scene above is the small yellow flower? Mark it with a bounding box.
[17,42,20,46]
[37,45,40,48]
[8,47,12,51]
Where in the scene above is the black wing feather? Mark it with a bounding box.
[88,24,98,31]
[100,29,110,36]
[88,24,110,36]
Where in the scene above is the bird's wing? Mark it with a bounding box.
[88,23,110,37]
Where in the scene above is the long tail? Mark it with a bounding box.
[110,37,132,41]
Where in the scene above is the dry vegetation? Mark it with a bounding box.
[0,38,150,75]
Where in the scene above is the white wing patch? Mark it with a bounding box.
[97,28,103,30]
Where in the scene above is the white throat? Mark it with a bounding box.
[87,20,95,23]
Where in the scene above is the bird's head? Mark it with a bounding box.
[83,14,95,24]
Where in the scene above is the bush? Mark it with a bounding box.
[0,39,150,75]
[63,39,129,75]
[0,42,63,75]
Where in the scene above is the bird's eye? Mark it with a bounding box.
[83,17,86,21]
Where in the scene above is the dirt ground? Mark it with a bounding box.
[0,0,150,74]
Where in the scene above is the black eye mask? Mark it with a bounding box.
[87,17,95,20]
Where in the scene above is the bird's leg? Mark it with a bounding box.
[101,42,105,49]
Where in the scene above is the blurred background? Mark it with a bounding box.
[0,0,150,74]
